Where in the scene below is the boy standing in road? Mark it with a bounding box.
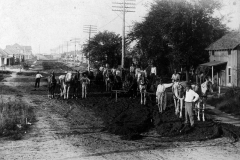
[35,71,43,89]
[80,73,90,99]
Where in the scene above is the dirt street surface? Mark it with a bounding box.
[1,66,240,160]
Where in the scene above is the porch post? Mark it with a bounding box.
[217,72,218,85]
[212,66,214,84]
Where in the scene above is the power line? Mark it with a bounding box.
[112,0,136,68]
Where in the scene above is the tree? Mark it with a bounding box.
[83,31,122,68]
[129,0,228,80]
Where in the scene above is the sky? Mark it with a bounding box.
[0,0,239,54]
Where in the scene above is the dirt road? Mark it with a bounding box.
[0,69,240,160]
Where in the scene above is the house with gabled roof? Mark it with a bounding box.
[204,31,240,87]
[5,43,33,61]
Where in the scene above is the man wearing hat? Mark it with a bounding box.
[184,82,199,128]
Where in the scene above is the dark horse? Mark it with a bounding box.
[72,71,81,99]
[48,73,57,99]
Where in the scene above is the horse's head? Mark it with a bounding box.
[207,81,213,93]
[200,81,213,96]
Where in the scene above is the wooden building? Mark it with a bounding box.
[204,31,240,87]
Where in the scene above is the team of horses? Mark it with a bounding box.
[47,67,213,122]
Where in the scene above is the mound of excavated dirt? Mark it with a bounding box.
[73,84,240,142]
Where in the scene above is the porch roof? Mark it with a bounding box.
[200,61,227,67]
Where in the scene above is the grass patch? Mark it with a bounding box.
[0,71,12,81]
[207,87,240,116]
[0,99,35,140]
[218,99,240,115]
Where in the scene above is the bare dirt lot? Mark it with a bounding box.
[1,62,240,160]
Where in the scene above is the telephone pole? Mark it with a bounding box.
[112,0,135,68]
[83,25,97,71]
[70,38,81,67]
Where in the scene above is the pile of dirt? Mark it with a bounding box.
[74,85,240,142]
[42,61,72,72]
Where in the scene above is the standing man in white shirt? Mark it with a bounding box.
[184,83,199,128]
[150,64,157,76]
[35,71,43,89]
[171,69,180,82]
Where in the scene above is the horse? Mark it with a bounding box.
[172,81,186,118]
[173,80,213,121]
[72,71,81,99]
[47,74,57,99]
[59,74,66,98]
[192,80,213,121]
[58,71,76,99]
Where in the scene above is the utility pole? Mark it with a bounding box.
[64,41,69,63]
[112,0,135,69]
[70,38,81,67]
[83,25,97,71]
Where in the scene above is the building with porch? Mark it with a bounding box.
[0,48,8,67]
[205,31,240,87]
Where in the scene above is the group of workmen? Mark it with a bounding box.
[35,63,202,128]
[155,69,201,129]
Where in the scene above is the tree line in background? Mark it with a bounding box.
[83,0,229,80]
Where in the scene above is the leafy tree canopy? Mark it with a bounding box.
[83,31,122,68]
[128,0,228,77]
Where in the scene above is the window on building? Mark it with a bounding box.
[228,67,232,83]
[212,51,214,56]
[228,50,231,55]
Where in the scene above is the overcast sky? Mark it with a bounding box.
[0,0,239,54]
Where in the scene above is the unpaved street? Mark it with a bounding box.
[1,68,240,160]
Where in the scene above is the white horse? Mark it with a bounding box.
[192,80,213,121]
[59,72,74,99]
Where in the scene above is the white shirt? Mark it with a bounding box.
[185,89,199,102]
[36,74,43,79]
[151,67,157,75]
[116,70,121,76]
[99,66,104,72]
[80,77,90,85]
[156,84,166,94]
[130,66,135,73]
[111,68,116,75]
[135,68,140,77]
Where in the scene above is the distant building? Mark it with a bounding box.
[5,43,33,64]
